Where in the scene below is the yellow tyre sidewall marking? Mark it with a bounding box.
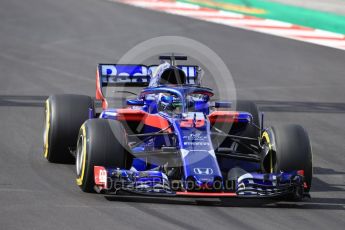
[76,125,87,186]
[262,131,273,173]
[43,99,50,158]
[262,131,271,149]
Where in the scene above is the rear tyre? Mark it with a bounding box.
[76,119,133,193]
[43,94,93,163]
[225,101,260,153]
[264,124,313,192]
[235,100,260,139]
[213,101,260,153]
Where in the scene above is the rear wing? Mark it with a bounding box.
[98,64,151,87]
[96,64,199,100]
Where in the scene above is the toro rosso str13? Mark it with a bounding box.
[43,55,312,200]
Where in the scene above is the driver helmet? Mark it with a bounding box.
[158,93,182,114]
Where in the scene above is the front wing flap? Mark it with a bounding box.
[94,166,307,198]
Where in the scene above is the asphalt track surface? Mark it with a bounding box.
[0,0,344,229]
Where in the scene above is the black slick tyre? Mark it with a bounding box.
[235,100,260,139]
[76,119,133,193]
[264,124,313,192]
[43,94,93,163]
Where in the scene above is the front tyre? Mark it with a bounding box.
[76,119,133,193]
[263,124,313,192]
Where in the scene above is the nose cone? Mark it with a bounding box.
[185,176,223,191]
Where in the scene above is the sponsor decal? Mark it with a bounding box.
[94,166,108,188]
[193,167,213,175]
[183,132,209,146]
[184,142,210,146]
[187,132,205,141]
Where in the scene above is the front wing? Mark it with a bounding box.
[93,166,308,198]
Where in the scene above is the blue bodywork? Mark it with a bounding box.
[93,62,306,198]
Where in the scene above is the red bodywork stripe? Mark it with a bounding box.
[116,109,171,131]
[116,109,147,121]
[176,191,237,197]
[208,111,239,124]
[96,68,103,100]
[297,170,304,176]
[96,68,109,109]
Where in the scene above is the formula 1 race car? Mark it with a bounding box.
[43,55,312,200]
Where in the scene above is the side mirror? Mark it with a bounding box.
[215,101,232,109]
[127,99,144,106]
